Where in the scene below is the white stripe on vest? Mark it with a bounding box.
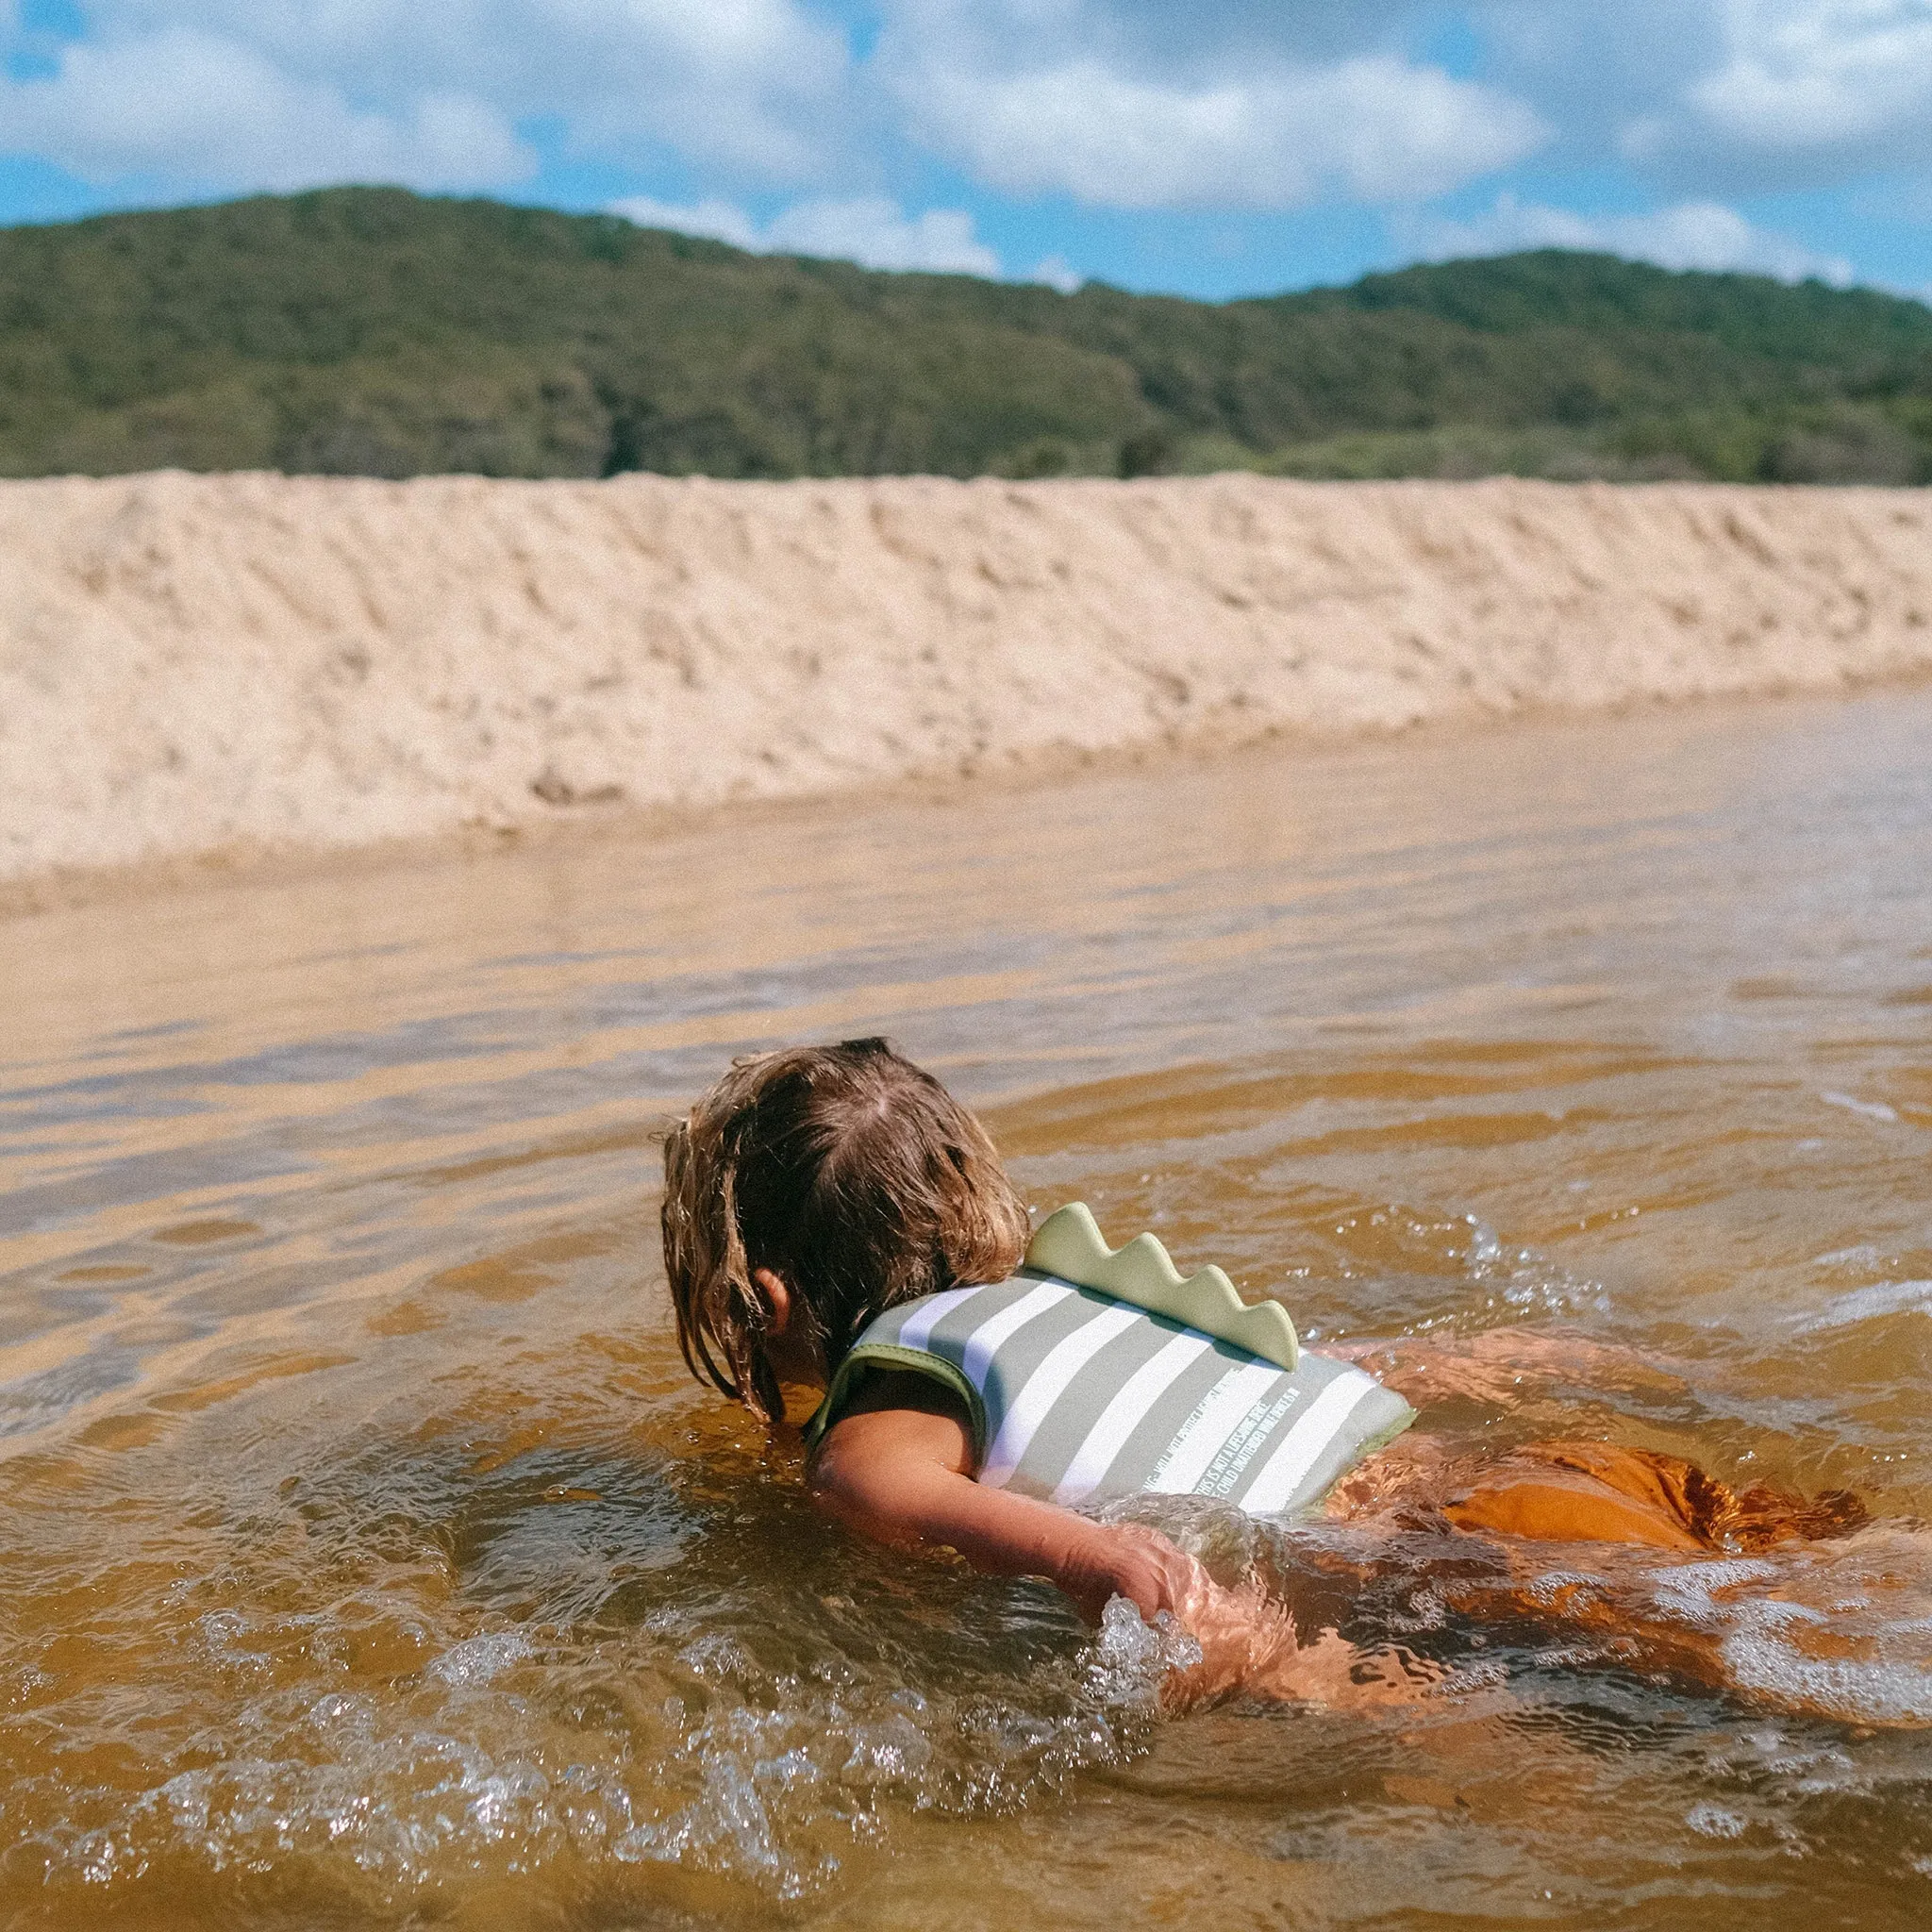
[1238,1370,1379,1514]
[980,1300,1141,1489]
[1052,1329,1213,1504]
[896,1284,985,1353]
[960,1280,1070,1389]
[1147,1359,1288,1496]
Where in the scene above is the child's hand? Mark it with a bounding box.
[1156,1572,1447,1714]
[1071,1522,1208,1627]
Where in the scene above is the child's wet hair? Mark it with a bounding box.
[660,1038,1030,1421]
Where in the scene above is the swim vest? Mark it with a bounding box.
[807,1203,1415,1518]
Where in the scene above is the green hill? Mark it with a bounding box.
[2,187,1927,485]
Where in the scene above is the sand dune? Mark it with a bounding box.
[3,471,1929,895]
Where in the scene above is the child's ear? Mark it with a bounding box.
[753,1267,793,1335]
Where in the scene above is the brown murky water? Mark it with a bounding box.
[3,687,1930,1929]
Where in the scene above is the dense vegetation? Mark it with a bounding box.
[2,187,1928,484]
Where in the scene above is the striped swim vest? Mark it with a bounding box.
[807,1203,1415,1518]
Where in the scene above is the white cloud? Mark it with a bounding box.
[765,197,1000,275]
[1031,254,1083,294]
[1417,192,1856,284]
[0,1,849,192]
[585,1,1932,219]
[611,193,1003,276]
[609,195,765,251]
[883,25,1549,209]
[1676,0,1932,158]
[0,26,531,191]
[1475,0,1932,192]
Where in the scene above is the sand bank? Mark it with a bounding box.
[3,472,1929,899]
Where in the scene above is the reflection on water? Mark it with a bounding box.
[2,687,1930,1927]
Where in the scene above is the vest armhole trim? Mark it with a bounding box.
[803,1344,988,1466]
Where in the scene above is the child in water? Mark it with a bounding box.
[661,1039,1878,1712]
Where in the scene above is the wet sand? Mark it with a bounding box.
[5,473,1931,907]
[3,684,1930,1926]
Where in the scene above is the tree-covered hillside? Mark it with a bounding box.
[2,188,1927,484]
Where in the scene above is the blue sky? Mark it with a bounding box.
[3,1,1930,302]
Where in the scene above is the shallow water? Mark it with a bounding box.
[3,687,1931,1928]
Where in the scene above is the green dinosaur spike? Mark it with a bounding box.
[1024,1202,1299,1371]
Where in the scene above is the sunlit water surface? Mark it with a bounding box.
[3,689,1930,1929]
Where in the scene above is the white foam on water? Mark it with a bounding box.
[1810,1244,1884,1273]
[1649,1559,1779,1628]
[1525,1569,1611,1608]
[1650,1545,1932,1728]
[1686,1803,1748,1840]
[1820,1091,1900,1124]
[1811,1279,1932,1328]
[1465,1218,1504,1272]
[427,1630,532,1687]
[1720,1626,1932,1728]
[1086,1596,1204,1709]
[613,1748,801,1890]
[840,1713,935,1787]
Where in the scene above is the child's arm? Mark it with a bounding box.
[807,1371,1203,1624]
[808,1372,1442,1714]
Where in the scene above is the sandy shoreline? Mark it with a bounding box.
[3,472,1929,913]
